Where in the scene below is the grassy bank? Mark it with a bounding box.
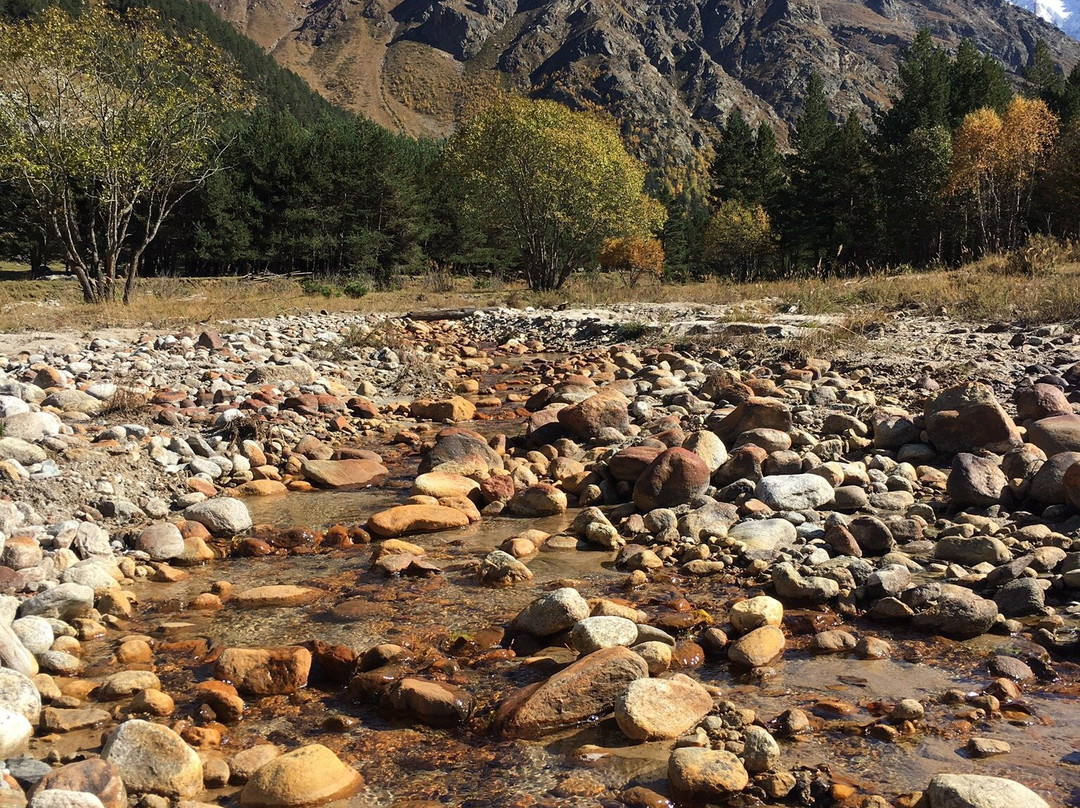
[1,257,1078,334]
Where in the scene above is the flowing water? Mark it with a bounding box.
[64,486,1078,808]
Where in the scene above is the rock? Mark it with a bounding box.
[741,725,781,773]
[755,474,834,511]
[571,616,639,654]
[183,499,252,537]
[729,519,797,554]
[810,630,857,653]
[935,536,1011,565]
[382,678,474,726]
[1028,452,1080,503]
[608,446,664,481]
[367,504,470,538]
[0,436,47,464]
[494,647,649,738]
[246,362,317,386]
[410,397,476,422]
[632,448,710,511]
[926,774,1048,808]
[0,706,33,757]
[130,689,174,716]
[0,667,41,721]
[478,550,533,587]
[1014,383,1071,422]
[41,707,112,732]
[19,583,95,621]
[512,587,590,637]
[712,397,791,444]
[729,596,783,632]
[239,744,362,807]
[411,472,480,500]
[772,562,840,603]
[98,670,161,699]
[614,674,713,741]
[3,535,43,569]
[557,390,630,441]
[947,454,1007,507]
[1026,414,1080,455]
[135,524,185,561]
[668,748,749,798]
[506,483,568,516]
[3,411,61,442]
[925,383,1021,455]
[100,719,203,798]
[28,792,105,808]
[683,430,728,472]
[0,623,38,676]
[300,459,387,489]
[229,745,281,785]
[993,578,1045,616]
[232,585,321,608]
[30,759,127,808]
[965,738,1011,758]
[728,625,785,667]
[214,646,312,696]
[912,586,999,639]
[632,641,673,675]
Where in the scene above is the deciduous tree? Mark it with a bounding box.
[0,3,247,302]
[442,96,665,291]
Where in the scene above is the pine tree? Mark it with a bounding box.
[709,109,756,205]
[876,28,952,147]
[750,122,786,215]
[949,40,1011,126]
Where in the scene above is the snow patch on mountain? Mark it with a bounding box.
[1010,0,1079,38]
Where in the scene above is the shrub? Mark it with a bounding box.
[342,280,369,298]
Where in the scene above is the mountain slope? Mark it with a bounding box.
[203,0,1080,164]
[1009,0,1078,38]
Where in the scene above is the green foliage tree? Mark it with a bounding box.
[443,96,665,291]
[876,29,952,145]
[703,200,774,280]
[0,3,248,302]
[949,39,1011,126]
[710,110,756,205]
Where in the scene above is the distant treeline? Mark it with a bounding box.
[1,0,1079,286]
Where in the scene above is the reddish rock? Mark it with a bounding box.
[367,505,470,538]
[301,458,387,489]
[494,647,649,738]
[925,383,1021,455]
[947,453,1007,507]
[214,646,312,696]
[410,397,476,422]
[1014,383,1072,422]
[381,678,474,726]
[711,397,792,444]
[633,448,710,511]
[608,446,665,482]
[30,759,127,808]
[1027,414,1080,455]
[557,389,630,441]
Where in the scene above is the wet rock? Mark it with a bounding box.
[101,719,203,798]
[741,725,780,773]
[728,625,785,667]
[755,474,834,511]
[925,384,1021,455]
[811,629,858,653]
[98,670,161,699]
[667,748,749,799]
[411,472,480,500]
[214,646,312,696]
[495,647,649,738]
[301,458,388,489]
[935,536,1011,566]
[926,774,1048,808]
[614,674,713,740]
[512,587,590,637]
[478,550,533,587]
[232,585,321,608]
[135,523,185,561]
[965,738,1011,758]
[632,448,710,511]
[367,504,470,538]
[411,396,476,422]
[506,483,567,516]
[947,454,1007,507]
[571,615,639,654]
[382,678,474,726]
[183,499,252,537]
[729,596,783,632]
[912,586,998,639]
[229,745,281,785]
[239,744,362,807]
[30,759,127,808]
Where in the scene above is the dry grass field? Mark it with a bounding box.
[1,255,1078,336]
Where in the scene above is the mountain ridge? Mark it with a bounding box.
[203,0,1080,167]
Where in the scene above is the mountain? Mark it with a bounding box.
[1009,0,1079,38]
[202,0,1080,166]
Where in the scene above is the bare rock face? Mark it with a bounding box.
[494,647,649,738]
